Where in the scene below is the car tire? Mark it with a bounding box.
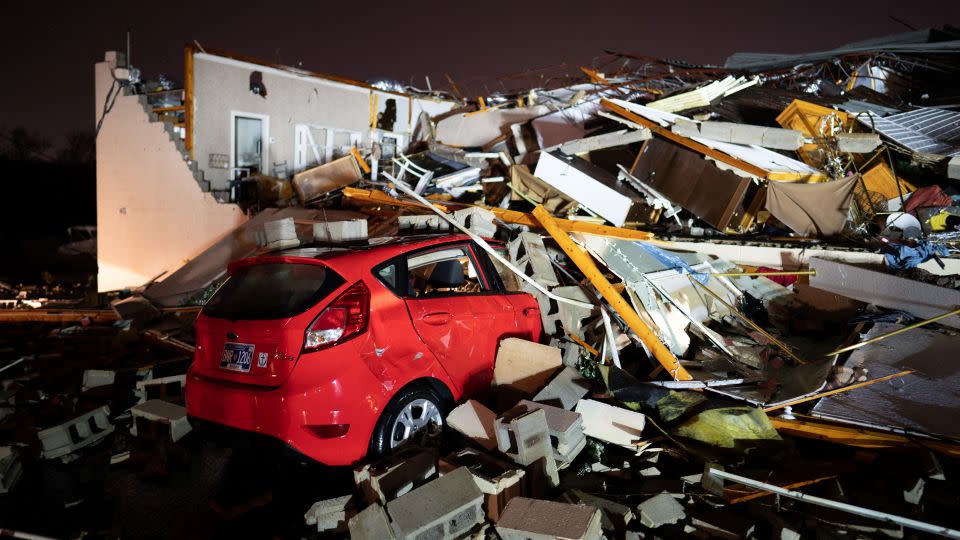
[368,384,449,457]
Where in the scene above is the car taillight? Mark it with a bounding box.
[303,281,370,352]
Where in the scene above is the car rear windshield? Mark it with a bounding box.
[203,263,346,320]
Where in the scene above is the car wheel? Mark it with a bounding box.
[369,385,447,456]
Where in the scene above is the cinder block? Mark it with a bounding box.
[494,407,559,489]
[38,406,114,459]
[386,466,484,540]
[553,286,594,336]
[440,448,526,522]
[690,509,755,539]
[348,503,395,540]
[130,399,191,442]
[637,493,685,528]
[135,374,186,404]
[759,127,805,150]
[109,295,160,323]
[670,119,700,138]
[82,369,115,392]
[354,446,438,505]
[514,400,586,465]
[836,132,882,153]
[698,121,735,142]
[521,283,559,336]
[533,366,591,411]
[0,447,23,494]
[727,124,769,146]
[563,489,634,532]
[446,400,497,451]
[949,155,960,180]
[398,214,450,231]
[313,219,368,242]
[304,494,355,532]
[496,497,602,540]
[493,338,562,396]
[575,399,646,449]
[452,207,497,238]
[508,232,559,287]
[695,121,803,150]
[261,217,299,248]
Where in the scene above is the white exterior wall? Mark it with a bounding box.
[191,54,454,190]
[95,52,247,292]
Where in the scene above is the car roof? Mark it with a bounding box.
[244,232,507,270]
[264,233,474,259]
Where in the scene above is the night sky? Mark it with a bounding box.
[5,0,960,148]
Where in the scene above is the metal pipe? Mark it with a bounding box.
[763,370,913,413]
[686,274,806,365]
[826,308,960,357]
[706,468,960,538]
[707,270,816,277]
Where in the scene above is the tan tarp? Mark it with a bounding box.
[292,155,362,203]
[765,174,859,237]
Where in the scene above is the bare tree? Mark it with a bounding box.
[0,127,53,161]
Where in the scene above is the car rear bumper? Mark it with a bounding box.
[185,370,376,466]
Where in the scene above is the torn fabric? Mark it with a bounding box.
[765,175,859,236]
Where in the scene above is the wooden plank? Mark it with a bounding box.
[601,99,769,178]
[532,205,691,380]
[0,306,201,324]
[350,147,371,174]
[341,187,655,241]
[0,310,118,323]
[769,415,960,457]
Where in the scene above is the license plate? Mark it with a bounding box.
[220,342,255,372]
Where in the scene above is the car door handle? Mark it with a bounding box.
[523,307,540,317]
[422,312,452,326]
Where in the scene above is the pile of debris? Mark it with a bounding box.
[3,26,960,539]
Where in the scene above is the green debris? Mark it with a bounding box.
[673,407,782,449]
[656,391,707,424]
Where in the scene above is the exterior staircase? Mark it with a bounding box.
[131,91,213,194]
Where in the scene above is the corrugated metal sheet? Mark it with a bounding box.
[859,107,960,156]
[724,38,960,71]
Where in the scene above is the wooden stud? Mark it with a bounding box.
[602,99,769,178]
[350,147,371,174]
[340,187,656,241]
[532,205,692,380]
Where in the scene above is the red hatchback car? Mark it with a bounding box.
[186,234,543,465]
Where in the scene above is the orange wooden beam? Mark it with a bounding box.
[601,98,769,178]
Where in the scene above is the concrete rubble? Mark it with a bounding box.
[495,497,602,540]
[385,466,484,540]
[4,24,960,540]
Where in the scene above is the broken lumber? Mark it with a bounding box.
[532,205,692,380]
